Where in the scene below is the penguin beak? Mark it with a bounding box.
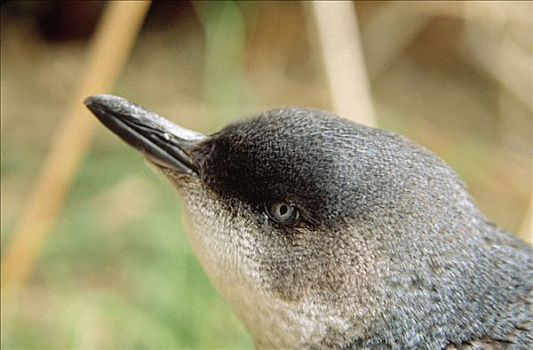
[84,94,206,176]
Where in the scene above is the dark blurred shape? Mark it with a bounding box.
[1,1,103,41]
[0,0,197,42]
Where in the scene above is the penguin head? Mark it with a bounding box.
[85,95,486,347]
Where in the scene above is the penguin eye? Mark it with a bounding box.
[266,201,299,225]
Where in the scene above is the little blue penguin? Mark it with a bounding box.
[85,95,532,350]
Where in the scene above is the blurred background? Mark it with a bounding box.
[1,1,531,348]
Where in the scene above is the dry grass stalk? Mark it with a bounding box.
[1,1,152,295]
[309,1,376,127]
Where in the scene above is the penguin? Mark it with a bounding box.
[85,94,532,349]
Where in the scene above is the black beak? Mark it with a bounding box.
[84,94,205,176]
